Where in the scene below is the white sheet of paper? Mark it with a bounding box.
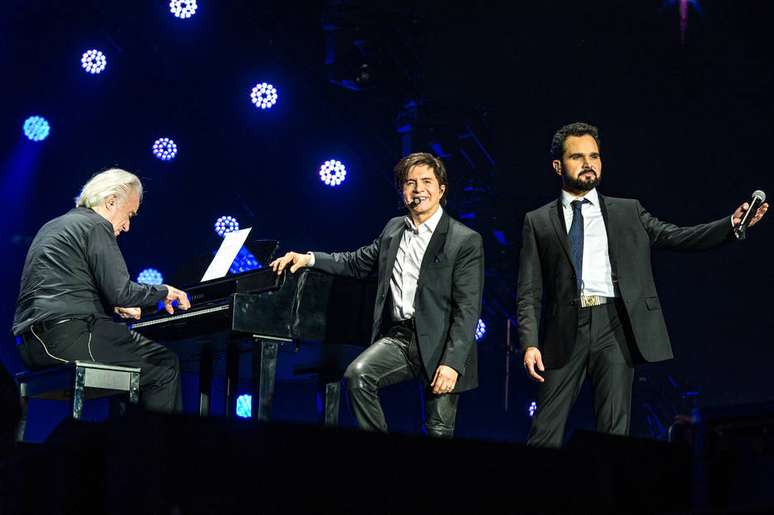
[200,227,252,282]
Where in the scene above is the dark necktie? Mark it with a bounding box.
[569,199,588,292]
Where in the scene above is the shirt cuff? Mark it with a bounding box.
[306,251,315,267]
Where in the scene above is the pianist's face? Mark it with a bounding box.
[402,164,446,219]
[107,191,140,237]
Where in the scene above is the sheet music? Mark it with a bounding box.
[200,228,252,282]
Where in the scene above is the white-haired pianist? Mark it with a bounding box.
[12,168,190,412]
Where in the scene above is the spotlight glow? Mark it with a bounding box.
[23,116,50,142]
[169,0,197,19]
[319,159,347,187]
[214,216,239,237]
[474,318,487,341]
[137,268,164,285]
[229,247,261,274]
[250,82,278,110]
[236,394,252,418]
[81,49,107,74]
[528,401,537,417]
[152,138,178,161]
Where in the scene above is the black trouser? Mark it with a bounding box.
[527,300,634,448]
[18,317,182,413]
[344,324,459,437]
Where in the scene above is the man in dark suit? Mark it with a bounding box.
[517,122,768,447]
[271,152,484,437]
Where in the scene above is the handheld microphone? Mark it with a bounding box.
[409,197,425,208]
[733,190,766,240]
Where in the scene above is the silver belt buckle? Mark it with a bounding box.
[580,295,600,308]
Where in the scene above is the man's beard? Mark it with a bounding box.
[563,170,600,192]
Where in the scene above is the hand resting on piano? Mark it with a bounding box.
[270,252,312,275]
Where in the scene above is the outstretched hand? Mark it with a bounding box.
[733,201,768,228]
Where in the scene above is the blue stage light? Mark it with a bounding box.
[475,318,486,341]
[152,137,177,161]
[137,268,164,285]
[81,49,107,74]
[250,82,278,110]
[169,0,197,19]
[214,215,239,237]
[236,394,252,418]
[319,159,347,186]
[528,401,537,417]
[229,247,261,274]
[23,116,50,142]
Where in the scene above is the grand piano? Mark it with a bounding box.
[131,239,375,423]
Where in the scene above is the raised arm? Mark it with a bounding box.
[270,237,381,279]
[637,200,750,251]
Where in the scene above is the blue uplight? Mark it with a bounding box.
[250,82,278,110]
[152,137,177,161]
[23,116,50,142]
[236,394,252,418]
[169,0,197,19]
[214,215,239,237]
[137,268,164,285]
[229,247,261,274]
[474,318,486,341]
[81,49,107,74]
[319,159,347,186]
[528,401,537,417]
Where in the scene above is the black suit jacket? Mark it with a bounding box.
[517,194,734,368]
[313,212,484,392]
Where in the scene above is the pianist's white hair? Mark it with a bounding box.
[75,168,144,208]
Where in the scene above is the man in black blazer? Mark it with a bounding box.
[517,122,768,447]
[271,153,484,437]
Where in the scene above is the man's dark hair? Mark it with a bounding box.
[550,122,601,161]
[393,152,449,206]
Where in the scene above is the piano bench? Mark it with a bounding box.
[15,360,141,442]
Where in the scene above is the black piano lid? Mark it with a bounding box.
[171,238,279,288]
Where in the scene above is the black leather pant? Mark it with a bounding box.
[18,317,182,413]
[344,325,459,437]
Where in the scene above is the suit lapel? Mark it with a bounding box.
[380,220,405,286]
[550,198,573,265]
[598,194,621,283]
[417,212,450,283]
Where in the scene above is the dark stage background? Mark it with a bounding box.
[1,0,772,442]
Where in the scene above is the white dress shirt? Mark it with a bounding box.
[390,206,443,321]
[560,188,616,297]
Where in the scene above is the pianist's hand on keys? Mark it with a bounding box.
[162,285,191,314]
[114,307,142,319]
[270,252,312,275]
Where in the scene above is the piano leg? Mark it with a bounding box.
[198,349,213,416]
[225,344,239,417]
[323,380,341,427]
[251,339,279,422]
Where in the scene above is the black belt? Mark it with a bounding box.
[392,318,415,331]
[570,296,617,308]
[29,318,73,333]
